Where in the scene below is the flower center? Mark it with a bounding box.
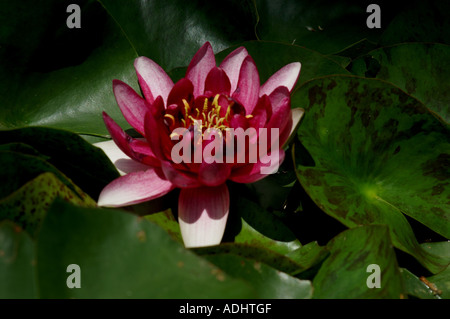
[163,94,252,136]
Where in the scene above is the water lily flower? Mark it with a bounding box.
[96,42,304,248]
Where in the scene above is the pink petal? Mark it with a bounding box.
[232,56,260,114]
[219,46,249,93]
[98,168,174,207]
[178,184,229,248]
[259,62,301,96]
[113,79,149,135]
[134,56,174,104]
[198,161,231,186]
[204,67,231,95]
[266,87,292,133]
[94,140,154,176]
[102,112,160,167]
[230,149,285,183]
[186,42,216,97]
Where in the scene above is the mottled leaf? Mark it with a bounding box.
[294,75,450,273]
[350,43,450,123]
[312,225,405,299]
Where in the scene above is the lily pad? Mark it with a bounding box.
[350,43,450,123]
[0,172,95,238]
[204,253,312,299]
[36,200,255,298]
[0,0,138,135]
[312,225,405,299]
[99,0,257,70]
[293,75,450,273]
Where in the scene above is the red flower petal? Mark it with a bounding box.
[260,62,301,96]
[98,167,174,207]
[178,184,229,248]
[144,98,173,162]
[249,95,271,130]
[229,149,285,183]
[102,112,160,167]
[186,42,216,97]
[134,56,174,104]
[204,67,231,95]
[167,78,194,107]
[161,161,203,188]
[198,161,231,186]
[232,56,260,114]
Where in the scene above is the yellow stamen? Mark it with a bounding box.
[203,98,209,113]
[164,114,175,125]
[182,99,190,115]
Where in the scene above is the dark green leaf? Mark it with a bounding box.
[0,127,120,200]
[216,41,350,91]
[0,221,37,298]
[36,200,255,298]
[253,0,389,54]
[204,253,312,299]
[401,268,441,299]
[380,0,450,46]
[350,43,450,123]
[0,0,138,135]
[99,0,258,70]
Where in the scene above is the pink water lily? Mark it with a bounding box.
[96,42,304,248]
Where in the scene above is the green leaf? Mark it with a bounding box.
[427,266,450,299]
[293,75,450,273]
[203,253,312,299]
[0,221,37,299]
[0,151,82,200]
[0,127,120,200]
[285,241,329,273]
[36,200,255,298]
[350,43,450,123]
[230,196,302,255]
[312,225,405,299]
[401,268,441,299]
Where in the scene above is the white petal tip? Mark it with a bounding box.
[178,185,230,248]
